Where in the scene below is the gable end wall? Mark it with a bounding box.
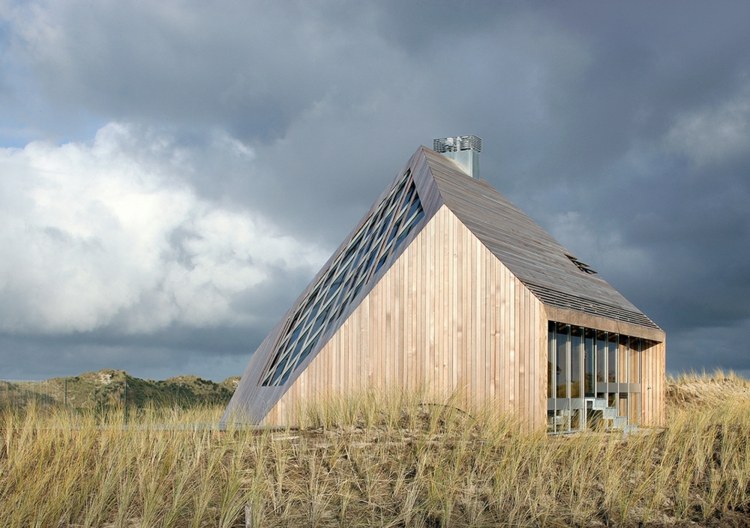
[261,205,548,430]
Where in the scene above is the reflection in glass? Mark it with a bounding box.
[596,331,607,385]
[556,323,569,398]
[261,169,425,386]
[571,326,582,398]
[607,334,617,383]
[547,321,647,432]
[571,408,581,430]
[547,323,555,398]
[584,328,595,397]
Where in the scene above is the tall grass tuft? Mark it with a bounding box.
[0,372,749,526]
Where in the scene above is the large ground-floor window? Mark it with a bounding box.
[547,321,651,433]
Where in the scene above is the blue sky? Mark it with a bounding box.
[1,1,749,380]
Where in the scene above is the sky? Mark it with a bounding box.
[1,1,749,381]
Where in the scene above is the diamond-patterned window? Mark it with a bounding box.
[260,170,425,386]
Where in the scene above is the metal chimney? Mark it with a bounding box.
[433,135,482,178]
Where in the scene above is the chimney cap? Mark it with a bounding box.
[433,135,482,153]
[432,135,482,178]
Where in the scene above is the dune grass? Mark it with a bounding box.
[1,372,749,527]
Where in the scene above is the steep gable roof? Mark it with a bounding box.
[418,147,660,330]
[223,160,432,424]
[223,145,661,425]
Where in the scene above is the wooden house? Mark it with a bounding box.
[223,137,666,432]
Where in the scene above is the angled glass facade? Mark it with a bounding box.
[260,169,425,386]
[547,321,652,433]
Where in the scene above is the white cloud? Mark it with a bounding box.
[0,122,326,334]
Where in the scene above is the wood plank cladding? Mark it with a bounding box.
[543,306,664,343]
[225,145,666,432]
[261,205,548,430]
[641,340,666,427]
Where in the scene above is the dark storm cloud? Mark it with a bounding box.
[466,2,750,376]
[477,2,750,195]
[1,1,749,380]
[10,1,395,142]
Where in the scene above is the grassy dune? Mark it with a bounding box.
[0,369,239,411]
[1,372,749,527]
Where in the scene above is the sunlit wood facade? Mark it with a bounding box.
[224,147,666,431]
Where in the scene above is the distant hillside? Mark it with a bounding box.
[8,368,747,414]
[0,369,240,411]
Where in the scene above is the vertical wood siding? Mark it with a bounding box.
[262,205,548,430]
[641,340,666,427]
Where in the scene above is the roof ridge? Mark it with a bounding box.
[419,147,658,330]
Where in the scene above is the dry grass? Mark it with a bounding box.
[667,370,750,413]
[1,372,749,527]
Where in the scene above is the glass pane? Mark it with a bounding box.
[608,335,617,383]
[571,408,581,431]
[399,209,424,239]
[374,254,389,275]
[584,328,595,397]
[261,172,425,386]
[384,217,403,247]
[393,229,411,251]
[596,331,607,384]
[405,196,421,221]
[555,409,570,432]
[547,322,555,398]
[547,410,555,433]
[571,326,582,398]
[374,215,391,240]
[270,350,294,385]
[556,324,569,398]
